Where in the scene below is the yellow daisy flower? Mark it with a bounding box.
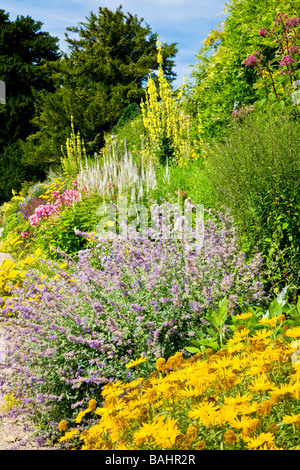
[125,356,147,369]
[58,428,79,443]
[236,312,253,320]
[285,327,300,338]
[282,413,300,424]
[245,432,275,450]
[248,376,273,393]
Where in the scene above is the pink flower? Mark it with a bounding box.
[21,231,29,238]
[28,189,81,226]
[274,12,286,25]
[52,190,60,199]
[259,27,267,37]
[243,52,260,67]
[285,17,300,29]
[290,45,300,55]
[280,55,295,66]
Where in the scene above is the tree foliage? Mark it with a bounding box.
[186,0,300,144]
[23,5,178,168]
[0,10,61,203]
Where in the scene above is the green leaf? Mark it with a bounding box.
[218,296,228,323]
[206,328,216,337]
[268,298,282,318]
[184,346,201,354]
[190,339,202,347]
[297,296,300,316]
[194,328,204,340]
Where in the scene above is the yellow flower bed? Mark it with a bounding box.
[0,248,43,312]
[58,316,300,450]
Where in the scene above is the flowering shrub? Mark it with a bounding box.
[32,192,102,259]
[59,315,300,450]
[232,104,255,120]
[243,12,300,103]
[140,39,192,166]
[0,248,43,311]
[28,189,81,227]
[61,116,87,177]
[18,196,46,221]
[0,209,267,433]
[76,150,157,204]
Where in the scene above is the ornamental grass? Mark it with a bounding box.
[58,317,300,450]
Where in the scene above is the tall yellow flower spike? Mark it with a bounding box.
[140,38,191,166]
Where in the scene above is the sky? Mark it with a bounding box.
[1,0,228,87]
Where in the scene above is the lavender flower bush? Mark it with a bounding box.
[0,209,267,430]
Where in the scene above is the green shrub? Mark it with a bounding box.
[205,104,300,300]
[149,159,216,208]
[33,193,103,259]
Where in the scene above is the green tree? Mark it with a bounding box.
[186,0,300,145]
[23,5,178,167]
[0,10,61,203]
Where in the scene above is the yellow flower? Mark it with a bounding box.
[153,417,182,449]
[125,377,144,390]
[248,376,273,393]
[165,355,177,370]
[188,401,220,427]
[258,317,279,328]
[209,355,234,371]
[104,393,119,409]
[285,327,300,338]
[178,384,203,398]
[250,329,272,341]
[228,415,260,437]
[186,425,199,440]
[282,413,300,424]
[223,392,252,406]
[223,429,238,445]
[134,415,166,444]
[58,428,79,443]
[125,356,147,369]
[58,420,68,432]
[88,399,97,411]
[236,312,253,320]
[269,383,294,403]
[195,439,206,450]
[156,357,166,372]
[256,400,273,417]
[245,432,275,450]
[75,409,89,424]
[236,402,259,415]
[231,327,250,343]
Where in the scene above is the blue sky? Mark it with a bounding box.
[1,0,228,87]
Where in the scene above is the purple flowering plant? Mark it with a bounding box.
[0,208,268,433]
[243,12,300,106]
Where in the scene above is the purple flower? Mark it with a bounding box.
[280,55,295,66]
[243,52,260,67]
[274,12,286,25]
[285,17,300,29]
[259,27,267,37]
[290,45,300,55]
